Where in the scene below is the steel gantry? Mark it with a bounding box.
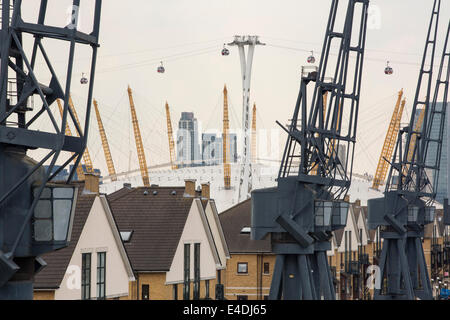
[251,0,369,300]
[228,35,265,204]
[368,0,449,300]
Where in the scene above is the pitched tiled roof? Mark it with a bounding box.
[107,186,194,272]
[34,185,96,289]
[219,199,272,254]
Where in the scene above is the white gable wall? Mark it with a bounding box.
[55,196,131,300]
[337,206,360,253]
[166,200,218,284]
[204,201,229,269]
[356,213,368,246]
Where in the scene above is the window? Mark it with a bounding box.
[193,243,200,300]
[205,280,210,299]
[183,244,191,300]
[142,284,149,300]
[97,252,106,300]
[237,262,248,274]
[237,295,248,300]
[173,284,178,300]
[81,253,91,300]
[263,262,270,275]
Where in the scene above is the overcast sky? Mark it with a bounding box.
[23,0,450,177]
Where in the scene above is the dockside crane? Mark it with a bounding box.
[165,102,177,170]
[0,0,102,299]
[56,99,86,181]
[223,85,231,190]
[252,0,369,300]
[368,0,449,300]
[127,86,150,187]
[372,90,406,190]
[93,99,117,181]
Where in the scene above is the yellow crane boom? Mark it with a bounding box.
[403,106,426,176]
[251,103,257,163]
[165,102,177,170]
[68,96,94,173]
[56,99,85,181]
[127,85,150,187]
[223,85,231,189]
[372,90,405,189]
[93,99,117,181]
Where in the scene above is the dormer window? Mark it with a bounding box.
[120,231,133,242]
[240,227,251,234]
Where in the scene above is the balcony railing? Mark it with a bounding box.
[359,253,370,265]
[432,244,443,253]
[346,261,360,275]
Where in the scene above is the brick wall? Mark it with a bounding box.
[223,253,275,300]
[33,290,55,300]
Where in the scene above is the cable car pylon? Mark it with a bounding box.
[228,35,265,204]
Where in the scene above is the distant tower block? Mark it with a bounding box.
[228,35,265,203]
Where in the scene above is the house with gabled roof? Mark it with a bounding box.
[107,180,230,300]
[33,175,135,300]
[219,199,276,300]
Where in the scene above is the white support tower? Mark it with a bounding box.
[228,35,265,204]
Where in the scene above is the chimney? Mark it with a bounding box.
[354,199,361,207]
[84,173,100,194]
[123,183,132,189]
[344,195,350,202]
[184,179,196,197]
[201,183,210,199]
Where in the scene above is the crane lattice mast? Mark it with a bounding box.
[372,90,405,190]
[165,102,177,170]
[127,86,150,187]
[93,99,117,181]
[56,99,85,181]
[223,85,231,190]
[0,0,102,299]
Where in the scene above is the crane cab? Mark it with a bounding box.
[384,61,393,75]
[221,45,230,56]
[157,61,165,73]
[307,51,316,64]
[80,73,88,84]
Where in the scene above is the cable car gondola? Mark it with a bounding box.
[307,51,316,64]
[157,61,165,74]
[80,73,88,84]
[384,61,393,75]
[221,44,230,56]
